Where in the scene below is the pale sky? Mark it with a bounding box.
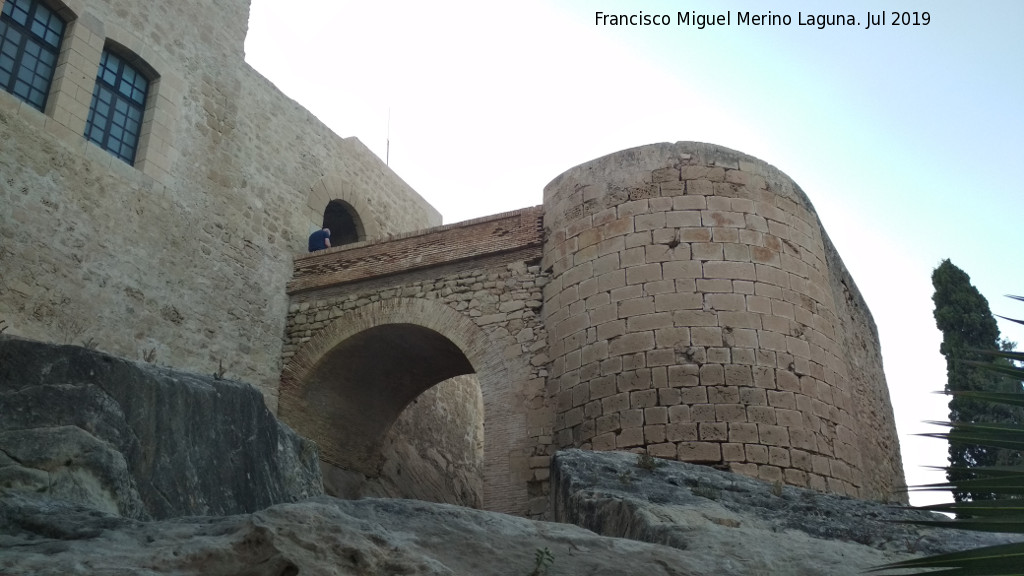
[244,0,1024,506]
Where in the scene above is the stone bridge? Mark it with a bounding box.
[279,207,554,516]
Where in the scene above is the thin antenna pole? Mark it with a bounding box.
[386,108,391,166]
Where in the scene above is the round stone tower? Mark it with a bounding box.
[541,142,905,501]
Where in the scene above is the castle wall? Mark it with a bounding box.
[0,0,439,411]
[541,142,905,500]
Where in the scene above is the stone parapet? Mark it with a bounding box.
[288,206,544,294]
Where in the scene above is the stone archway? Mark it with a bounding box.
[322,199,364,246]
[304,174,380,242]
[280,298,514,510]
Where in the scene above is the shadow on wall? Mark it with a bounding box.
[289,323,485,508]
[324,374,485,508]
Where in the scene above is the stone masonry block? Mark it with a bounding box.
[691,243,724,261]
[593,432,616,451]
[738,387,767,406]
[648,442,678,459]
[679,387,707,405]
[674,195,707,210]
[757,465,784,483]
[678,442,722,463]
[729,422,759,443]
[707,386,739,404]
[663,260,702,279]
[666,422,698,442]
[621,409,644,429]
[730,462,759,477]
[715,403,747,422]
[627,312,673,332]
[616,427,644,448]
[631,389,658,409]
[699,422,728,441]
[748,406,777,425]
[703,261,756,281]
[713,228,740,244]
[655,292,702,312]
[769,447,791,467]
[724,365,754,387]
[658,387,682,406]
[745,444,769,464]
[697,279,733,293]
[667,404,691,423]
[691,404,716,422]
[622,262,663,284]
[722,442,745,462]
[668,361,700,383]
[609,331,655,356]
[699,364,725,386]
[758,424,790,446]
[644,424,667,444]
[680,227,713,242]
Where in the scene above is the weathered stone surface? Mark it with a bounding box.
[0,336,322,520]
[551,449,1020,575]
[0,0,442,414]
[323,374,485,509]
[0,493,703,576]
[541,142,905,503]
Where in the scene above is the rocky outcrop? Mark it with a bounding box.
[551,449,1019,575]
[0,492,711,576]
[4,450,1021,576]
[2,339,1018,575]
[0,336,322,520]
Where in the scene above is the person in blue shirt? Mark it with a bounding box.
[308,227,331,252]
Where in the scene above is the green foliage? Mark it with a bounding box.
[530,547,555,576]
[872,296,1024,575]
[636,453,662,471]
[932,261,1024,502]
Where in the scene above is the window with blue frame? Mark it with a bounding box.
[84,49,150,165]
[0,0,66,111]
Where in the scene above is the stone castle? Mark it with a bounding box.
[0,0,905,517]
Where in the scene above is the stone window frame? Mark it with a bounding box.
[0,0,182,186]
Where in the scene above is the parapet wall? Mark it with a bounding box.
[541,142,905,500]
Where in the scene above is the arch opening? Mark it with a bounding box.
[300,323,484,507]
[322,199,364,246]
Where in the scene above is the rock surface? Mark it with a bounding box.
[2,339,1019,575]
[551,449,1020,575]
[1,492,713,576]
[0,336,322,520]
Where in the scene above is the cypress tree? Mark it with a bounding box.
[931,259,1022,502]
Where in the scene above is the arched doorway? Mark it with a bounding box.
[322,199,364,246]
[280,297,527,513]
[285,322,485,507]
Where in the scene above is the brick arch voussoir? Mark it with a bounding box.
[304,174,380,241]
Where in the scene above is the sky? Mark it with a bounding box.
[244,0,1024,506]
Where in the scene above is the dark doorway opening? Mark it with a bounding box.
[322,200,364,246]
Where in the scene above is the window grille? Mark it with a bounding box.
[84,49,149,164]
[0,0,66,111]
